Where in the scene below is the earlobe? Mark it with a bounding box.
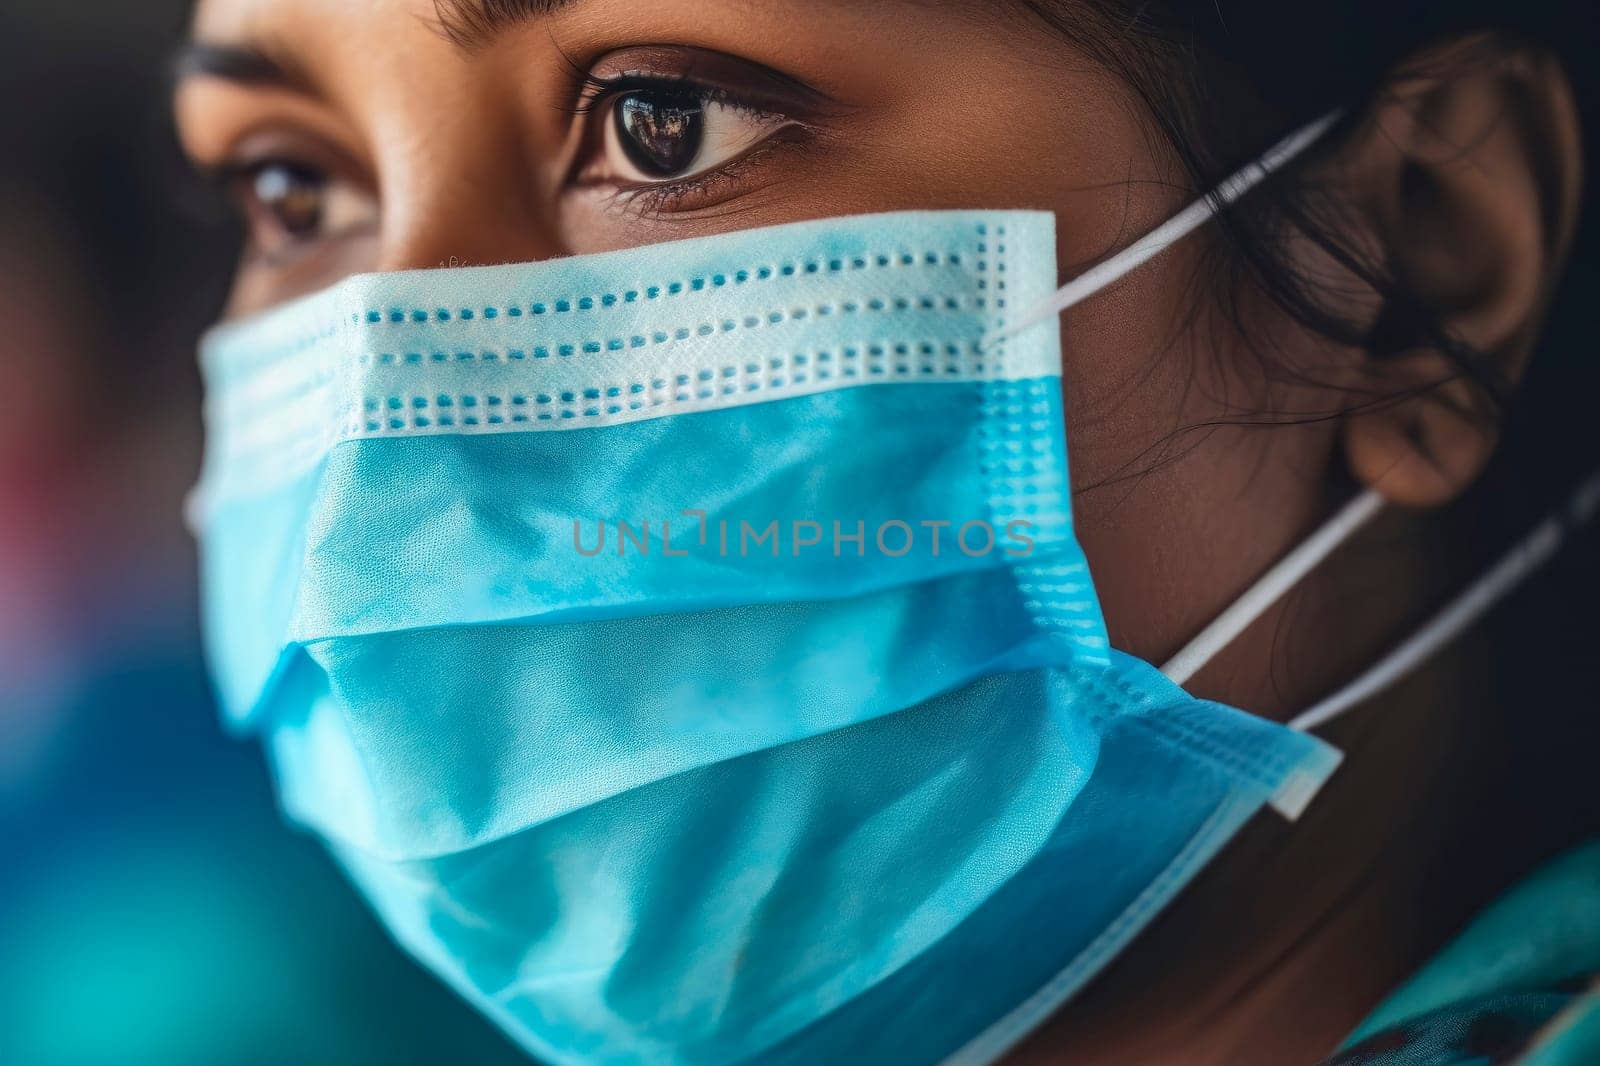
[1335,38,1582,506]
[1341,354,1498,507]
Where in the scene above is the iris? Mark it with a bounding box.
[614,89,704,176]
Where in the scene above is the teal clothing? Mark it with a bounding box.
[1324,840,1600,1065]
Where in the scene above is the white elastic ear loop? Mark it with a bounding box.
[1161,488,1386,686]
[1159,467,1600,732]
[988,111,1343,345]
[1289,467,1600,731]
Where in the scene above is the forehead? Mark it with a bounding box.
[191,0,439,38]
[183,0,532,139]
[180,0,982,123]
[185,0,777,91]
[188,0,962,62]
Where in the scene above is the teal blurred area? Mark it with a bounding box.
[0,646,530,1065]
[0,4,529,1062]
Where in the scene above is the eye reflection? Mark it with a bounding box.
[600,85,785,186]
[614,90,704,176]
[565,46,843,221]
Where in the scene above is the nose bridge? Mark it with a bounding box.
[372,107,566,273]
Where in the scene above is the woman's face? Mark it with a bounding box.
[174,0,1362,706]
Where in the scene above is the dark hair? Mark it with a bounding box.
[1023,0,1596,456]
[1025,0,1600,869]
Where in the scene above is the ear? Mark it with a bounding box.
[1336,37,1583,507]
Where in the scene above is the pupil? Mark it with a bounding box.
[254,164,322,236]
[615,91,704,177]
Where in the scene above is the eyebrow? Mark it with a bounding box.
[173,1,585,96]
[430,0,584,50]
[172,41,316,95]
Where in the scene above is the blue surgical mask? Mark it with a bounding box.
[193,118,1371,1065]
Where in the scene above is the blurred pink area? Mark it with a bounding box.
[0,218,202,783]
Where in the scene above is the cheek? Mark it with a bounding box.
[226,230,381,318]
[1055,251,1209,498]
[1055,251,1218,655]
[1056,249,1345,662]
[553,173,875,255]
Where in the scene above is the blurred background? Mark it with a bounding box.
[0,3,528,1063]
[2,3,1598,1066]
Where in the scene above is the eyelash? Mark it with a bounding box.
[570,71,751,117]
[623,137,792,218]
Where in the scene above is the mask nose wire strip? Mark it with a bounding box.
[1289,465,1600,732]
[1161,488,1386,686]
[985,111,1342,347]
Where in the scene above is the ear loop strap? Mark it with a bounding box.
[1161,489,1385,685]
[1158,468,1600,730]
[1282,468,1600,731]
[987,111,1343,345]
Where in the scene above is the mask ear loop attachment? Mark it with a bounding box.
[974,107,1599,732]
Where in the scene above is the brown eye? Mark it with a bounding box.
[247,161,325,237]
[614,90,705,176]
[598,88,785,186]
[220,155,377,262]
